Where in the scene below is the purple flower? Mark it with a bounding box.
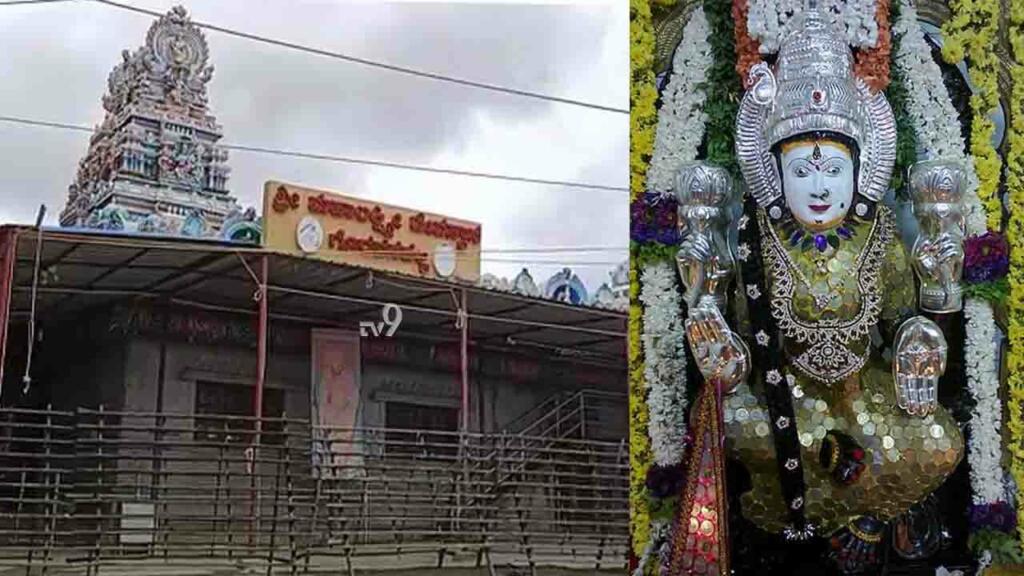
[630,194,679,246]
[969,501,1017,533]
[964,232,1009,284]
[646,463,685,499]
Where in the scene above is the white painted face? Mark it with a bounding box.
[780,140,855,231]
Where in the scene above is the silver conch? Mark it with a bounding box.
[674,162,736,310]
[909,160,967,313]
[893,316,948,417]
[735,9,896,211]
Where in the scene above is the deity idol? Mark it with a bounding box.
[675,10,965,572]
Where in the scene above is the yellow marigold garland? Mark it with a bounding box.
[631,0,658,201]
[1005,0,1024,547]
[629,255,652,557]
[941,0,1003,231]
[629,0,658,556]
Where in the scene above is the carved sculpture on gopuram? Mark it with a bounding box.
[61,5,260,242]
[628,0,1018,572]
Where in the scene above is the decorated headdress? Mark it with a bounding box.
[766,11,862,147]
[735,9,896,214]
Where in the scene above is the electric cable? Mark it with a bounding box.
[89,0,627,114]
[0,0,74,5]
[0,114,628,192]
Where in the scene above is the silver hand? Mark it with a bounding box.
[685,297,750,393]
[893,316,946,417]
[677,235,712,308]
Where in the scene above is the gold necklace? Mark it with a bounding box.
[766,215,877,312]
[755,207,892,385]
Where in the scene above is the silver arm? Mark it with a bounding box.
[674,162,736,310]
[674,163,747,391]
[909,160,966,314]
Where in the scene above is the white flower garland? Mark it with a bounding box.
[894,0,1003,507]
[892,0,984,236]
[964,298,1004,505]
[640,8,714,468]
[640,261,690,467]
[747,0,879,55]
[645,7,712,197]
[632,520,669,576]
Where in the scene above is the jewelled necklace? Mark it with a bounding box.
[777,214,867,275]
[757,207,893,385]
[768,216,873,309]
[778,216,864,255]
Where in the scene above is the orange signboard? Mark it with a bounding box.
[262,181,482,281]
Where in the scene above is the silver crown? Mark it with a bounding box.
[735,9,895,207]
[766,10,866,148]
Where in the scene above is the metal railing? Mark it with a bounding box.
[0,406,628,574]
[503,389,625,439]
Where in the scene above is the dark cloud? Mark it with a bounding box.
[0,0,626,290]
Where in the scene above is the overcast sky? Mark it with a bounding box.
[0,0,627,291]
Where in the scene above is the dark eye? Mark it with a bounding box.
[825,165,843,176]
[794,166,810,178]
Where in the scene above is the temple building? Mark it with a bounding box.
[57,6,624,310]
[60,6,260,242]
[0,6,628,573]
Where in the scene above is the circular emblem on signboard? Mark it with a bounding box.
[296,216,324,254]
[433,242,457,278]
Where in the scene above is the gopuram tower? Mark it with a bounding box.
[61,6,259,241]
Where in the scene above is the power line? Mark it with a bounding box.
[89,0,628,115]
[277,250,625,266]
[0,114,628,192]
[480,259,623,266]
[0,0,70,5]
[353,247,626,255]
[350,247,625,255]
[380,252,622,265]
[0,0,72,5]
[302,249,625,261]
[478,246,626,254]
[225,143,627,191]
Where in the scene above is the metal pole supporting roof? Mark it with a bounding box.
[0,229,16,400]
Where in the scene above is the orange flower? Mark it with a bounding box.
[853,0,892,92]
[732,0,763,88]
